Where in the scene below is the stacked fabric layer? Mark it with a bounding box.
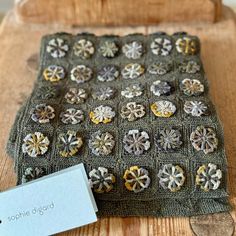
[7,32,230,217]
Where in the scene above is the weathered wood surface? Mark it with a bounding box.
[1,5,236,236]
[15,0,222,26]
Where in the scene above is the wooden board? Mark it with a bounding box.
[15,0,222,26]
[0,5,236,236]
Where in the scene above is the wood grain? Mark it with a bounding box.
[1,5,236,236]
[15,0,222,26]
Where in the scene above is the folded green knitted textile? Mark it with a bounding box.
[7,32,231,217]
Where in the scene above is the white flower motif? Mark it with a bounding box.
[73,39,95,59]
[121,102,146,121]
[31,104,55,124]
[46,38,69,58]
[150,80,172,96]
[121,84,143,98]
[64,88,87,104]
[99,41,119,58]
[184,101,208,117]
[151,38,172,56]
[43,65,65,82]
[60,108,84,124]
[121,63,144,79]
[70,65,93,84]
[151,100,176,118]
[122,41,143,59]
[90,105,115,124]
[180,79,204,96]
[97,65,119,82]
[92,87,115,101]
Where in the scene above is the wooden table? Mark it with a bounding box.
[0,5,236,236]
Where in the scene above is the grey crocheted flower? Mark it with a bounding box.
[175,37,199,55]
[196,163,222,191]
[36,86,58,99]
[99,41,119,58]
[122,41,143,59]
[121,63,144,79]
[64,88,87,104]
[70,65,93,84]
[121,102,146,121]
[184,101,208,117]
[180,79,204,96]
[57,130,83,157]
[97,65,119,82]
[89,131,115,156]
[150,38,172,56]
[43,65,66,82]
[123,129,150,155]
[147,62,172,75]
[22,132,50,157]
[123,166,150,193]
[158,164,185,192]
[60,108,84,125]
[46,38,69,58]
[92,87,115,101]
[178,61,201,74]
[150,80,172,96]
[21,167,46,184]
[30,104,55,124]
[151,100,176,118]
[190,126,218,154]
[89,105,115,124]
[156,128,182,151]
[121,84,143,98]
[89,167,116,193]
[73,39,95,59]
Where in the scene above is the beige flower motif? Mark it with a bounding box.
[64,88,87,104]
[73,39,95,59]
[180,79,204,96]
[70,65,93,84]
[46,38,69,58]
[121,63,144,79]
[121,102,145,121]
[90,105,115,124]
[151,100,176,118]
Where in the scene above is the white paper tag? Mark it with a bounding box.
[0,164,97,236]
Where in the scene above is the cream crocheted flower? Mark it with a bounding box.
[73,39,95,59]
[151,100,176,118]
[180,79,204,96]
[60,108,84,125]
[184,101,208,117]
[92,87,115,101]
[123,129,150,155]
[158,164,185,192]
[89,131,115,156]
[70,65,93,84]
[22,132,50,157]
[190,126,218,154]
[90,105,115,124]
[121,63,144,79]
[99,41,119,58]
[43,65,65,82]
[89,167,116,193]
[150,37,172,56]
[123,166,150,193]
[122,41,143,59]
[31,104,55,124]
[21,167,46,183]
[175,37,199,55]
[97,65,119,82]
[121,102,146,121]
[147,62,172,75]
[121,84,143,98]
[178,61,201,74]
[64,88,87,104]
[196,163,222,191]
[150,80,172,96]
[46,38,69,58]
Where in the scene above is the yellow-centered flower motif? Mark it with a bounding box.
[43,65,65,82]
[89,105,115,124]
[151,101,176,118]
[175,37,199,55]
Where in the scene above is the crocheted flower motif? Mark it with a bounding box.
[92,87,115,101]
[196,163,222,191]
[180,79,204,96]
[150,80,172,96]
[89,167,116,193]
[57,130,83,157]
[21,167,46,184]
[123,129,150,155]
[90,105,115,124]
[70,65,93,84]
[97,65,119,82]
[73,39,95,59]
[150,38,172,56]
[30,104,55,124]
[175,37,199,55]
[121,102,146,121]
[43,65,66,82]
[147,62,172,75]
[46,38,69,58]
[158,164,185,192]
[22,132,50,157]
[123,166,150,193]
[36,86,58,99]
[121,63,144,79]
[156,128,182,151]
[184,101,208,117]
[178,61,201,74]
[121,84,143,98]
[89,131,115,156]
[190,126,218,154]
[60,108,84,125]
[122,41,143,59]
[151,101,176,118]
[64,88,87,104]
[99,41,119,58]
